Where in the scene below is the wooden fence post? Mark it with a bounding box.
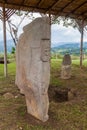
[80,19,84,68]
[3,5,7,77]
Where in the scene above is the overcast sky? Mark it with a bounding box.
[0,13,87,44]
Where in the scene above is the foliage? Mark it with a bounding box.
[7,11,35,46]
[11,46,15,54]
[52,16,77,28]
[51,16,87,33]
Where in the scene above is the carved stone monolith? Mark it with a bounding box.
[61,54,71,79]
[15,17,51,122]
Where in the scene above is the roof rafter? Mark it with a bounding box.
[21,0,26,5]
[36,0,42,6]
[66,0,87,17]
[53,0,75,18]
[6,9,13,15]
[37,0,49,8]
[84,16,87,21]
[77,10,87,19]
[46,0,60,13]
[0,8,16,21]
[81,10,87,16]
[4,0,7,3]
[60,0,75,12]
[6,10,15,21]
[0,1,48,12]
[72,1,87,13]
[0,0,87,21]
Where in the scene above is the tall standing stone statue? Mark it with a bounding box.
[61,54,71,79]
[15,17,51,122]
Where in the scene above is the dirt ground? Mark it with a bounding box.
[0,62,87,130]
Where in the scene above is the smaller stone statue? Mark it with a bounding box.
[61,54,71,79]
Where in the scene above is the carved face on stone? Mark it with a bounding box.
[41,39,50,62]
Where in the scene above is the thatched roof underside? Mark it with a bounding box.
[0,0,87,20]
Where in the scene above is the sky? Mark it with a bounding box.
[0,13,87,45]
[51,23,87,45]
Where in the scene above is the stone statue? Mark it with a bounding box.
[15,17,51,122]
[61,54,71,79]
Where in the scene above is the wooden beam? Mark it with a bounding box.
[5,9,12,19]
[0,8,16,21]
[50,0,75,22]
[36,0,42,6]
[60,0,75,12]
[21,0,25,4]
[0,2,48,12]
[6,10,15,21]
[72,1,87,13]
[82,15,87,21]
[6,9,12,16]
[77,10,87,20]
[80,20,84,68]
[66,1,87,17]
[3,5,7,77]
[46,0,60,13]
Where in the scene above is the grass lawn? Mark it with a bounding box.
[0,59,87,130]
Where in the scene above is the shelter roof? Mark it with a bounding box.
[0,0,87,20]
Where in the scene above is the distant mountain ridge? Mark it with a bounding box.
[52,43,79,49]
[51,42,87,55]
[51,42,87,48]
[0,40,87,55]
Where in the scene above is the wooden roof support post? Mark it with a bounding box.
[3,5,8,77]
[80,19,84,68]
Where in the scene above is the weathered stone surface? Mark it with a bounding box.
[61,54,71,79]
[62,54,71,65]
[3,92,14,99]
[15,17,51,122]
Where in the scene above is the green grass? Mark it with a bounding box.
[0,62,16,77]
[0,59,87,130]
[7,62,16,75]
[50,59,87,129]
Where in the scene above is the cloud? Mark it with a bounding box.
[51,24,86,43]
[0,14,87,45]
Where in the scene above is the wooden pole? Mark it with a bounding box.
[80,20,84,68]
[3,5,7,77]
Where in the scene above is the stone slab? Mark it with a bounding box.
[15,17,51,122]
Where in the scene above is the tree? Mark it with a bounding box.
[7,11,35,46]
[11,46,15,54]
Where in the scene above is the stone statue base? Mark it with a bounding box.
[61,54,71,79]
[61,65,71,79]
